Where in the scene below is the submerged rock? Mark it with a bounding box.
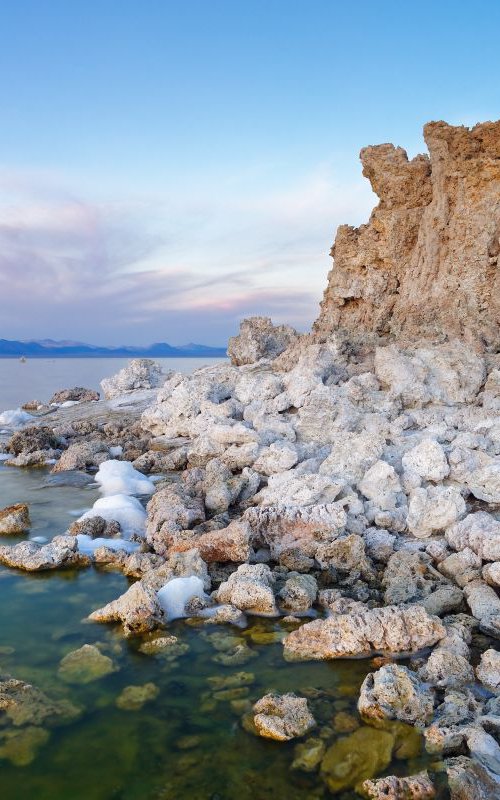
[0,503,30,535]
[320,725,395,794]
[251,693,316,741]
[58,644,119,684]
[0,726,50,767]
[0,678,81,727]
[115,682,159,711]
[283,605,445,661]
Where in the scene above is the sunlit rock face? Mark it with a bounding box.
[314,120,500,352]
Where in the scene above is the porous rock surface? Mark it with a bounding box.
[314,120,500,351]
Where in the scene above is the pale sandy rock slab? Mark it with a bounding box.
[446,755,500,800]
[228,316,297,366]
[252,692,315,741]
[252,441,298,476]
[0,504,30,534]
[88,580,163,636]
[283,604,445,661]
[402,438,449,482]
[358,663,434,725]
[407,485,465,538]
[476,649,500,693]
[254,471,342,507]
[101,359,166,400]
[360,771,435,800]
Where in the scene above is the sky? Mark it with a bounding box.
[1,0,500,346]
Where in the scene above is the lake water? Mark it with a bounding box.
[0,358,227,410]
[0,360,443,799]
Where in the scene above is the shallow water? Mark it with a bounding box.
[0,465,447,799]
[0,357,227,410]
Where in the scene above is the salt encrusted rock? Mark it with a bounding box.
[283,605,445,661]
[382,550,441,606]
[145,484,205,556]
[252,441,299,475]
[358,664,434,725]
[0,536,91,572]
[253,471,342,508]
[52,440,110,473]
[419,648,474,690]
[483,562,500,588]
[407,485,465,538]
[279,573,317,612]
[88,580,163,635]
[360,771,436,800]
[58,644,118,684]
[476,649,500,693]
[0,504,30,535]
[468,460,500,503]
[228,316,297,366]
[251,692,315,741]
[446,512,500,561]
[463,580,500,622]
[319,431,384,484]
[315,533,373,576]
[402,439,449,483]
[446,755,500,800]
[49,387,99,404]
[101,359,165,400]
[438,549,482,588]
[214,564,278,616]
[6,425,59,455]
[244,502,346,565]
[314,120,500,352]
[358,460,402,510]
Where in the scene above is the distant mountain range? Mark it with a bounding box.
[0,338,228,358]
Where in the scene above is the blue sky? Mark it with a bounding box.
[1,0,499,345]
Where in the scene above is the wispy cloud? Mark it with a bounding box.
[0,164,373,344]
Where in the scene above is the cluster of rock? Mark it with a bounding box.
[2,120,500,797]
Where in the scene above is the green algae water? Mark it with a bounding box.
[0,463,443,800]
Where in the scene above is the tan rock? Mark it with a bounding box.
[0,504,30,534]
[252,693,315,741]
[314,120,500,352]
[283,604,445,661]
[360,771,435,800]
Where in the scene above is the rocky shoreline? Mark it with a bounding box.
[1,119,500,798]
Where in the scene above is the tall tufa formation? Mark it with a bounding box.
[314,121,500,351]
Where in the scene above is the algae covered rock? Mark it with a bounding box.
[320,725,395,793]
[291,736,326,772]
[252,692,316,741]
[0,678,81,727]
[115,682,159,711]
[0,726,50,767]
[58,644,119,684]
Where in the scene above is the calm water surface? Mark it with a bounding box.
[0,361,444,798]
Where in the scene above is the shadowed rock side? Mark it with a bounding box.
[314,120,500,351]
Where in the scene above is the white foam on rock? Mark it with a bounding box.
[78,494,146,536]
[0,408,33,427]
[95,460,154,496]
[109,445,123,458]
[157,576,208,621]
[76,534,140,555]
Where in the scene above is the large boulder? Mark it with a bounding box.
[101,359,165,400]
[251,693,315,741]
[358,664,434,725]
